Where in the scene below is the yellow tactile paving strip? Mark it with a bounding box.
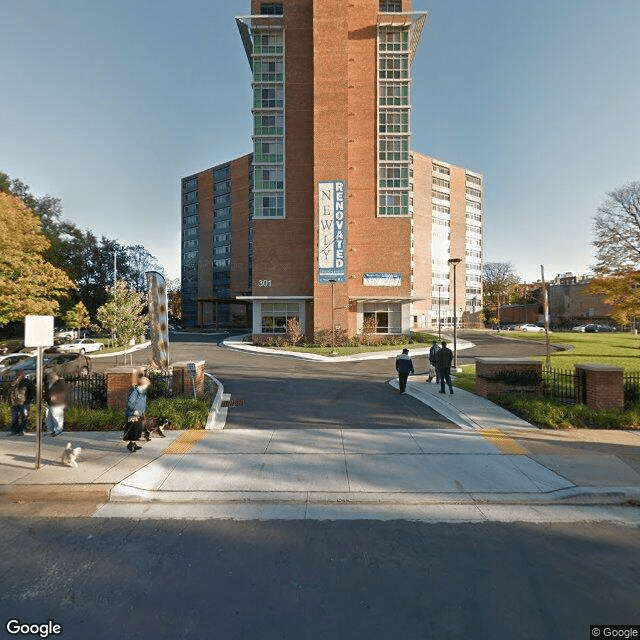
[163,430,208,455]
[478,429,529,455]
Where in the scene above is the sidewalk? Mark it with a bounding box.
[2,378,640,522]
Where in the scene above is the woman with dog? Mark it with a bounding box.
[124,376,151,452]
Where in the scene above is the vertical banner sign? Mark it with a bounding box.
[146,271,170,369]
[318,180,347,283]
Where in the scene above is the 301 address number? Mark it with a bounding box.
[257,279,272,287]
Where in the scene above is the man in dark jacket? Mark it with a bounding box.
[395,348,415,394]
[436,341,454,394]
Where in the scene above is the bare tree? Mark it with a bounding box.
[483,262,520,324]
[593,181,640,275]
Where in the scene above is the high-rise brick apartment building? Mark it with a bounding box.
[181,0,483,337]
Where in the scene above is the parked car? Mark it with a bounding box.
[56,338,105,354]
[572,325,589,332]
[585,324,615,333]
[519,323,545,332]
[1,353,91,380]
[0,353,32,372]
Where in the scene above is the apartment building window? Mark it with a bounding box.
[184,215,198,227]
[214,233,230,243]
[255,195,284,218]
[214,246,230,255]
[214,180,230,194]
[214,258,231,268]
[379,165,408,189]
[432,177,449,188]
[253,32,283,55]
[255,166,284,190]
[379,138,408,161]
[254,86,284,109]
[379,56,409,79]
[261,303,299,334]
[260,3,283,15]
[379,111,409,133]
[432,204,450,215]
[379,192,409,216]
[433,218,450,227]
[184,227,198,237]
[184,251,198,262]
[214,166,230,183]
[433,164,450,176]
[215,193,231,207]
[378,27,408,51]
[183,239,198,249]
[255,139,283,163]
[215,206,231,218]
[254,59,283,82]
[182,178,197,191]
[432,190,450,202]
[466,224,482,235]
[466,211,482,222]
[380,0,402,12]
[183,203,198,215]
[183,191,197,204]
[466,187,482,198]
[466,174,482,186]
[214,220,230,231]
[379,83,409,106]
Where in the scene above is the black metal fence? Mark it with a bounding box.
[623,371,640,406]
[147,371,174,400]
[66,373,107,409]
[542,367,586,405]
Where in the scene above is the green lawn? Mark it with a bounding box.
[497,331,640,371]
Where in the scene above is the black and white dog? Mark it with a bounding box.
[142,417,171,441]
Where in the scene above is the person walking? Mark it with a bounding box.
[395,348,415,394]
[428,340,441,384]
[124,376,151,452]
[8,371,33,436]
[44,372,68,436]
[436,340,454,395]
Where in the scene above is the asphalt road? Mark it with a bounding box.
[1,517,637,640]
[89,330,551,431]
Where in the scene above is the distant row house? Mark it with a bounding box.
[499,273,614,328]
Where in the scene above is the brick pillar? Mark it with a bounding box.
[172,361,205,396]
[106,367,138,410]
[575,364,624,410]
[475,358,542,398]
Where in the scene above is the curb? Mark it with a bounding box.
[0,483,113,503]
[108,486,640,506]
[204,373,226,430]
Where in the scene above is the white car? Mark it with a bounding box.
[520,323,546,332]
[56,338,105,354]
[0,353,32,371]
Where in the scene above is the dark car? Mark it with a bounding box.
[585,324,615,333]
[1,353,91,380]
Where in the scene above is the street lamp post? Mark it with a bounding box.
[448,258,462,370]
[329,279,337,354]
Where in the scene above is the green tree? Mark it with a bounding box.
[0,192,73,326]
[587,272,640,327]
[97,280,147,347]
[63,301,91,330]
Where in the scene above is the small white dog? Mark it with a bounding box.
[61,442,82,468]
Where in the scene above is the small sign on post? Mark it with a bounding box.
[24,315,54,470]
[187,361,197,399]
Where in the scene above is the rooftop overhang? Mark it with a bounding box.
[377,11,428,65]
[350,296,428,303]
[236,296,313,301]
[235,14,285,70]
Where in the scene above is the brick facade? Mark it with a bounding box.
[475,358,543,398]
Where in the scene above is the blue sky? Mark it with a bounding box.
[1,0,639,282]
